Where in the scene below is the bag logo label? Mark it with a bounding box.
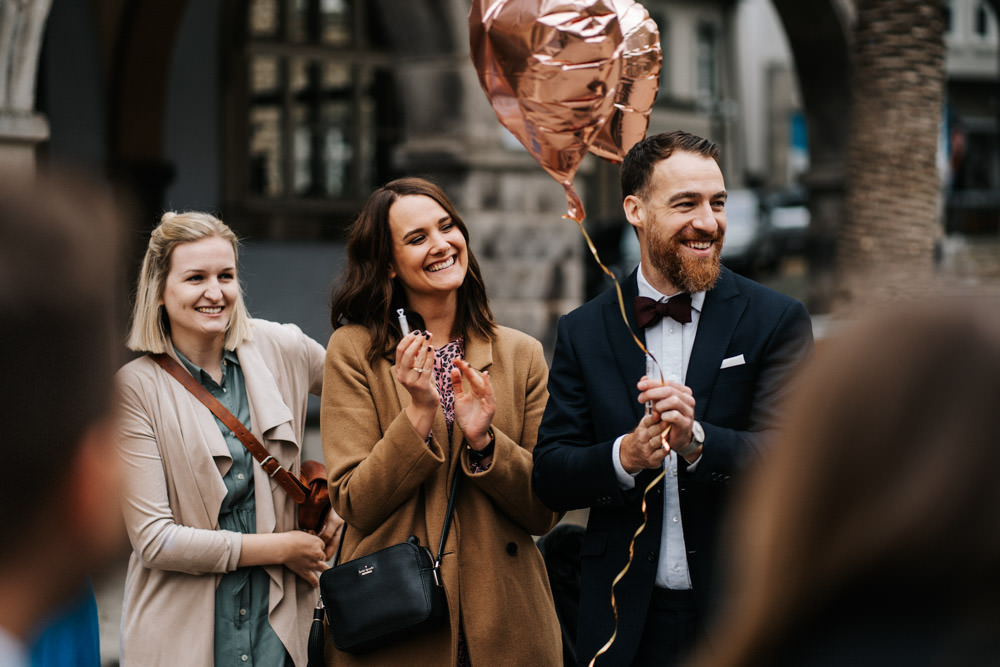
[358,564,375,576]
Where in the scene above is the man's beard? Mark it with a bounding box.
[648,230,723,293]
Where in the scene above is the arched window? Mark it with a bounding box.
[975,1,996,38]
[225,0,400,238]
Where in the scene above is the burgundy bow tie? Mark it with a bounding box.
[634,293,693,328]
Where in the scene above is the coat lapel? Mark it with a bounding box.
[238,343,296,445]
[687,268,746,419]
[153,350,232,526]
[237,342,299,535]
[602,269,647,427]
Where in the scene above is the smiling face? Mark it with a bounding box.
[159,235,239,352]
[624,150,727,295]
[387,194,469,305]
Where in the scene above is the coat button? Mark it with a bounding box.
[646,551,656,563]
[506,542,518,556]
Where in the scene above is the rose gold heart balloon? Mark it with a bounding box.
[470,0,625,221]
[588,0,661,163]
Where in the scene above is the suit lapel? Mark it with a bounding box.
[601,270,647,427]
[687,268,747,419]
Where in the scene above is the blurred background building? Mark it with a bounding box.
[2,2,997,664]
[3,0,996,354]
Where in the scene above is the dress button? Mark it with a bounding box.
[239,608,246,616]
[237,473,245,480]
[506,542,518,556]
[241,655,249,662]
[672,515,679,523]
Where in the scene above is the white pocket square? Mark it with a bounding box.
[721,354,745,369]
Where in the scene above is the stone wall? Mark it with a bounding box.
[458,167,586,357]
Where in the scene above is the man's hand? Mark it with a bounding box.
[620,378,696,473]
[620,412,670,473]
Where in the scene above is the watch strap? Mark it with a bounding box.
[466,427,495,461]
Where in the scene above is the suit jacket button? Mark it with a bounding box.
[506,542,518,556]
[646,551,656,563]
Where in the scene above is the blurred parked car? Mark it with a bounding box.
[721,189,777,277]
[763,186,810,258]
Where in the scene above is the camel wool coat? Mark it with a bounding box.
[116,320,324,666]
[321,324,563,666]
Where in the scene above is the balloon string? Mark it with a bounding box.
[564,212,664,381]
[587,460,667,667]
[564,206,669,666]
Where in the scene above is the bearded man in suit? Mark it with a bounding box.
[533,130,814,667]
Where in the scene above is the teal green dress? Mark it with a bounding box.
[177,349,292,667]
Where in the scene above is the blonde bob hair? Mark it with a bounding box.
[126,211,253,353]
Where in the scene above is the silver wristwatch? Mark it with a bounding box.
[675,420,704,457]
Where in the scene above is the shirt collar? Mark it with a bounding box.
[637,262,706,313]
[174,347,241,383]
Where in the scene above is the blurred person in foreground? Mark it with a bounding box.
[322,177,562,665]
[116,211,340,665]
[0,173,124,667]
[532,130,814,666]
[689,299,1000,667]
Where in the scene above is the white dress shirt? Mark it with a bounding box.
[612,263,705,589]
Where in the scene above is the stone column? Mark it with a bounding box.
[0,0,53,173]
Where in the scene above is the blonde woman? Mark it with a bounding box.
[117,212,340,666]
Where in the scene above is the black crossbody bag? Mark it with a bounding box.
[312,471,460,657]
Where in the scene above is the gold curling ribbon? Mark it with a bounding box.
[588,461,667,667]
[569,214,669,448]
[567,213,663,379]
[565,209,670,666]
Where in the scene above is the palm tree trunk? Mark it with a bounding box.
[837,0,947,309]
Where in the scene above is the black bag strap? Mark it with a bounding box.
[312,467,461,662]
[333,467,461,572]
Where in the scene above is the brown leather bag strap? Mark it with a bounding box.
[150,353,307,504]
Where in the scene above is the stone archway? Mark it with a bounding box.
[0,0,53,173]
[106,0,190,224]
[769,0,852,312]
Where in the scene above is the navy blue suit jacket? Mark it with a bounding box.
[533,266,813,666]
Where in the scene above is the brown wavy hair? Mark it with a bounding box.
[689,298,1000,667]
[330,177,495,364]
[621,130,720,201]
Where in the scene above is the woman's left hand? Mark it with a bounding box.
[316,509,345,560]
[451,358,495,450]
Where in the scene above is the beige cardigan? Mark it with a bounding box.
[321,324,562,666]
[116,319,324,666]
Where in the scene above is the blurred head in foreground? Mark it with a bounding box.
[693,298,1000,667]
[0,170,124,643]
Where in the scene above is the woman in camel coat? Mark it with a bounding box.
[322,178,562,665]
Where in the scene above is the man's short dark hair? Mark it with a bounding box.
[0,171,122,558]
[621,130,721,201]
